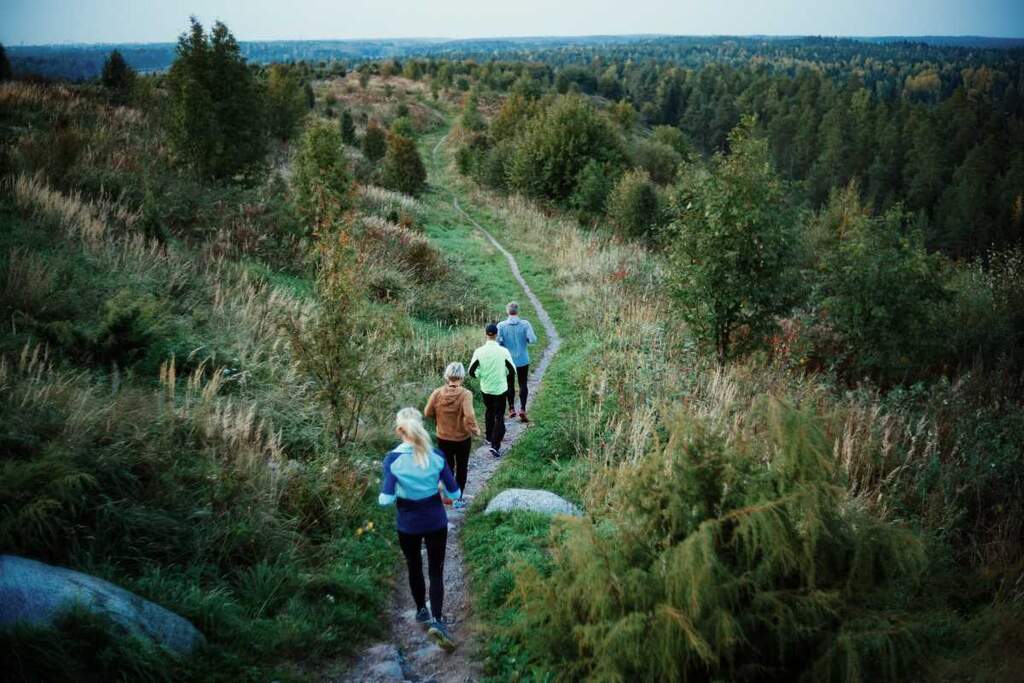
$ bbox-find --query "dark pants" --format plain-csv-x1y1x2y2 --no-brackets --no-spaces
437,437,471,492
482,392,506,451
507,364,529,412
398,526,448,620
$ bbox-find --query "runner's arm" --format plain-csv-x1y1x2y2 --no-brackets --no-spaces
462,390,481,436
440,461,461,500
378,454,398,506
424,389,437,419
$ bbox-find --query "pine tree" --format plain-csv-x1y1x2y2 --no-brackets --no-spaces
381,132,427,196
339,109,356,145
361,120,387,162
101,49,135,98
293,118,351,226
265,64,307,141
165,18,267,180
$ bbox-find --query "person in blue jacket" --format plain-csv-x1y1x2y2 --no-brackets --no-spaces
379,407,460,651
497,301,537,422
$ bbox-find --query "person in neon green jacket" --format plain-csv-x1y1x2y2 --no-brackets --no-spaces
469,323,515,457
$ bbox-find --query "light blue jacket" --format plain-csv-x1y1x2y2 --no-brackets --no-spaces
498,316,537,368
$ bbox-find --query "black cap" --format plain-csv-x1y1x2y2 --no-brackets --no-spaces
485,323,498,336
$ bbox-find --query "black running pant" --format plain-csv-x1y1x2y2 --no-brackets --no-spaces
398,526,448,621
507,364,529,412
437,437,471,492
482,392,506,451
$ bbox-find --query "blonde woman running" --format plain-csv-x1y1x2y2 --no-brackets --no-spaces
379,407,460,651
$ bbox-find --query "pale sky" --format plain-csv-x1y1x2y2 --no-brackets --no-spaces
2,0,1023,45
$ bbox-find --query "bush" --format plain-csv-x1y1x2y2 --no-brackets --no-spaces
511,405,933,682
388,116,415,140
631,138,682,185
811,184,949,382
380,132,427,196
339,109,356,145
473,139,514,191
606,169,661,239
569,159,615,217
361,120,387,162
506,94,625,202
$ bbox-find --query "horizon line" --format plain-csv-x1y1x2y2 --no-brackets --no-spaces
6,32,1024,49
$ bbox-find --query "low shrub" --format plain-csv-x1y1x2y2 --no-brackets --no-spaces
511,404,937,682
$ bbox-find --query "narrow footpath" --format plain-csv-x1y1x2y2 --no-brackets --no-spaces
336,133,561,683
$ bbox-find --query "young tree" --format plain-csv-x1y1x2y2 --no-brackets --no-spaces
669,116,797,364
165,18,267,179
381,132,427,196
285,219,376,447
0,43,12,82
339,109,357,145
265,64,307,141
293,118,351,226
361,120,387,162
100,49,135,100
606,169,661,239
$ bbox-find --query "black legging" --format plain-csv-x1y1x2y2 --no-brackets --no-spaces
483,392,506,451
507,364,529,411
437,437,471,492
398,526,448,620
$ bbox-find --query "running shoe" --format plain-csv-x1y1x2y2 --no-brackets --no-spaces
453,498,468,511
508,407,517,418
519,410,530,423
427,619,457,652
415,607,431,625
489,446,502,458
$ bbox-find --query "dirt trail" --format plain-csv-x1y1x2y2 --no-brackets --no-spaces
334,134,561,683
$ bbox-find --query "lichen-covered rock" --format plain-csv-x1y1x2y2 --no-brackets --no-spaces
0,555,205,655
484,488,582,517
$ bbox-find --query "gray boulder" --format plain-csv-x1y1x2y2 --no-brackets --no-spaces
484,488,582,517
0,555,205,655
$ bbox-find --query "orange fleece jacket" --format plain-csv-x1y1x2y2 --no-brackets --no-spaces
424,383,481,442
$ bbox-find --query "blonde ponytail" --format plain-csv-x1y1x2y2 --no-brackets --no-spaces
396,407,432,468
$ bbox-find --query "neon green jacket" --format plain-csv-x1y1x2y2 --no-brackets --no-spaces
469,340,515,396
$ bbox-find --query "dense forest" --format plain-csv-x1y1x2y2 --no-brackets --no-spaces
1,22,1023,682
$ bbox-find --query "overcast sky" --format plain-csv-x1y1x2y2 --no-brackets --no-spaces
3,0,1023,45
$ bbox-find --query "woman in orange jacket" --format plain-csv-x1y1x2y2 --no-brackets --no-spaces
424,362,481,510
